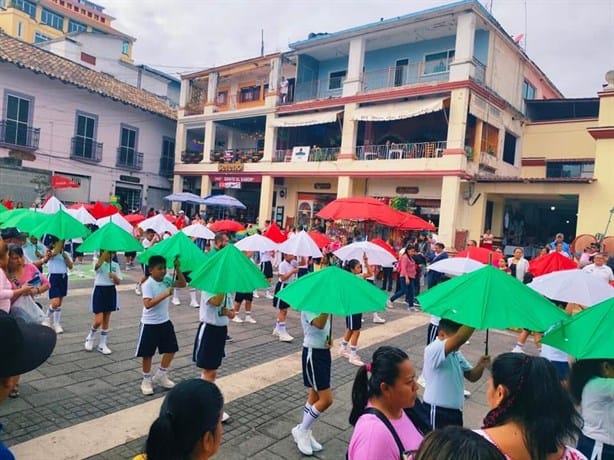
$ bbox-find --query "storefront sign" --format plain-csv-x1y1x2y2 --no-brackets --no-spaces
210,175,261,183
217,162,244,172
395,186,419,194
119,175,140,183
314,183,331,190
220,182,241,189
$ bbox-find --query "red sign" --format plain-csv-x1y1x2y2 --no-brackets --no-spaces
51,174,80,189
210,175,261,183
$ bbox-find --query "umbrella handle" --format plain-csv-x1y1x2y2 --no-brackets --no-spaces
484,329,489,356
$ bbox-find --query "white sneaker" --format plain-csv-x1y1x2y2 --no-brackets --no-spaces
53,323,64,334
141,378,154,396
152,372,175,389
84,337,95,351
265,291,274,299
190,300,199,308
349,354,365,366
171,297,180,306
244,315,257,324
134,283,142,295
272,328,280,337
222,411,230,423
253,291,260,298
417,374,427,388
373,313,386,324
292,425,313,456
464,389,471,398
279,332,294,342
97,345,112,355
310,432,323,452
232,316,244,323
511,345,524,353
338,346,350,358
42,317,52,328
386,300,395,309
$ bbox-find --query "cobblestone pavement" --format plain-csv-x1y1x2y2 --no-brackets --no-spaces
1,262,519,459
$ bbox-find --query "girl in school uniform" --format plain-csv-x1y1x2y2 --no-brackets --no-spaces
44,237,73,334
272,253,299,342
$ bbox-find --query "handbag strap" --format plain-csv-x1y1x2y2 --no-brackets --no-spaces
363,408,405,459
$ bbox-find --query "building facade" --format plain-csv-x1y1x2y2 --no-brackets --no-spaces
0,31,176,211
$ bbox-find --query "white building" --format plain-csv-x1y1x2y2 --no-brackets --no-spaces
0,30,176,211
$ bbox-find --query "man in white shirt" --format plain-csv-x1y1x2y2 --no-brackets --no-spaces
582,253,614,284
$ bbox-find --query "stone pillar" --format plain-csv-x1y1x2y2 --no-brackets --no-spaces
449,12,476,82
438,176,462,248
343,37,365,97
267,57,282,107
337,176,353,199
202,120,216,163
204,72,219,115
258,175,275,225
338,103,358,160
262,113,277,162
446,88,470,150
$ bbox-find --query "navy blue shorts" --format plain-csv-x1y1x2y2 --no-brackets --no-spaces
193,322,227,370
48,273,68,299
91,285,118,313
261,261,273,279
273,281,289,309
135,320,179,357
345,314,363,331
302,347,331,391
235,292,253,303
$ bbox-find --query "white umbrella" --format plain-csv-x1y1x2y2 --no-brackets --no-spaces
96,214,133,234
41,196,65,214
202,194,246,209
66,206,97,225
528,269,614,306
235,234,278,252
182,223,215,240
334,241,397,266
137,214,178,235
164,192,206,204
427,257,485,277
277,230,322,258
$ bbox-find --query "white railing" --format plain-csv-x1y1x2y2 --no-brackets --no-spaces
356,141,447,160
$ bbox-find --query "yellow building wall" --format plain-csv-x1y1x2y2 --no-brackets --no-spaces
522,119,597,162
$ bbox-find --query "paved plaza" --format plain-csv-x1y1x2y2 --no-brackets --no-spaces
1,263,520,459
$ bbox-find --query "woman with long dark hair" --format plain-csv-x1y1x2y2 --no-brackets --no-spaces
476,353,585,460
347,346,423,460
569,359,614,459
411,426,505,460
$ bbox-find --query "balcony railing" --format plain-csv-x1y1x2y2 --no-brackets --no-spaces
70,137,103,163
273,147,340,162
356,141,447,160
0,120,40,151
159,156,174,177
210,149,263,163
184,101,205,116
479,150,498,170
361,63,450,93
181,151,203,164
116,147,143,170
293,77,345,102
473,58,486,84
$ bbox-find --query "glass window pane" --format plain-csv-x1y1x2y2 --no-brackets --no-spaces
6,96,18,120
18,98,29,122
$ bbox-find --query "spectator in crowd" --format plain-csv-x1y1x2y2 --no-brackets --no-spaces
549,233,571,257
411,426,505,460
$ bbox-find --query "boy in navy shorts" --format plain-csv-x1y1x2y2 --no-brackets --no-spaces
136,255,186,396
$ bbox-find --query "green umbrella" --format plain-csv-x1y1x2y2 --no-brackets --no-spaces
541,298,614,359
276,266,387,315
78,222,143,253
0,209,49,232
189,244,269,294
0,208,30,226
29,209,90,240
137,231,208,272
0,203,8,213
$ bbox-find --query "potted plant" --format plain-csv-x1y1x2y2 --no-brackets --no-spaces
465,145,474,160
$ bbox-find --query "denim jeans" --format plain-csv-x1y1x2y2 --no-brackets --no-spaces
389,277,415,305
381,267,393,291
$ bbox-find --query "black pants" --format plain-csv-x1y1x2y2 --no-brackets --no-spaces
577,433,614,460
381,267,393,291
423,402,463,430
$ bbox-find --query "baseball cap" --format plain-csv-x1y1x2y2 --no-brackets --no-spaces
0,312,56,378
0,227,27,240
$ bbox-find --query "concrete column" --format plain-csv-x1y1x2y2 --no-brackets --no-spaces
262,113,277,162
468,190,487,242
449,12,476,82
343,37,365,97
446,88,470,150
491,196,505,238
258,175,275,225
179,80,190,117
202,120,216,163
438,176,462,248
337,176,353,199
174,123,186,163
472,118,483,163
267,57,282,107
199,175,212,214
339,103,358,160
205,72,219,114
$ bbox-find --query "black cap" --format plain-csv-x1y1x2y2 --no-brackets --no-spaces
1,227,27,240
0,312,56,378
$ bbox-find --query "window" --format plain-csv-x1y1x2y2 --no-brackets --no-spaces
216,91,228,106
424,50,455,75
118,125,138,166
4,94,31,146
12,0,36,18
502,132,517,165
41,8,64,30
160,137,175,176
17,21,23,37
73,112,96,159
328,70,346,90
238,85,261,103
68,19,86,33
121,40,129,55
546,162,594,178
522,80,536,100
34,32,50,43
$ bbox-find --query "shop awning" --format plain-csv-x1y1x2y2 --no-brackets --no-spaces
350,97,448,122
271,110,342,128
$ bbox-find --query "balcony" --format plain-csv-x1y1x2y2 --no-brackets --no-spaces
70,137,103,163
479,150,498,171
361,63,450,93
181,151,203,164
356,141,447,160
116,147,143,170
159,156,174,177
473,58,486,84
293,77,345,103
273,147,340,162
210,149,263,163
0,120,40,151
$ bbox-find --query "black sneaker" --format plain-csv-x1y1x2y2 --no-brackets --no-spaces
226,334,234,342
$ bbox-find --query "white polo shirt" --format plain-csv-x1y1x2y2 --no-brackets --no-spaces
582,263,614,283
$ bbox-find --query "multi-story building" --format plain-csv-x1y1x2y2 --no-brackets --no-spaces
0,31,176,211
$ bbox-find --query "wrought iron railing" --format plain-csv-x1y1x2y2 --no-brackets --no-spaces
70,137,102,163
356,141,447,160
116,147,143,170
181,151,203,164
0,120,40,151
210,149,264,163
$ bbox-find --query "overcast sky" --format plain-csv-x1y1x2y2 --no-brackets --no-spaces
101,0,614,98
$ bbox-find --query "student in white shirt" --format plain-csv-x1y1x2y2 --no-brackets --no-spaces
272,253,299,342
582,253,614,284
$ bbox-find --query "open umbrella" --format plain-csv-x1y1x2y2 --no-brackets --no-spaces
371,238,397,258
40,196,66,214
277,230,322,258
0,203,7,213
308,230,331,249
30,209,90,240
427,257,485,277
209,219,244,233
97,214,134,234
394,211,436,231
164,192,206,204
276,266,387,315
124,213,146,225
333,241,397,266
65,206,97,225
182,223,215,240
78,222,143,253
528,252,577,277
0,209,48,232
137,231,207,272
263,222,287,243
455,247,503,265
138,214,179,235
89,202,119,219
202,194,246,209
528,270,614,306
189,244,268,293
234,233,278,252
541,298,614,359
316,197,403,227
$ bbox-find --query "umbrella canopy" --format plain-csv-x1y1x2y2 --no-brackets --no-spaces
528,270,614,306
234,233,278,252
370,238,397,258
0,209,48,232
30,209,90,240
394,211,436,230
89,202,119,219
65,206,97,225
182,223,216,240
316,197,403,226
124,213,146,225
138,214,179,235
541,298,614,359
417,265,567,331
529,252,577,277
202,194,246,209
137,231,207,272
164,192,206,204
334,241,397,266
78,222,143,253
97,214,134,234
40,196,66,214
308,230,331,249
455,247,503,265
276,266,387,315
0,203,8,213
427,257,485,277
277,230,322,258
209,219,244,233
263,222,287,243
189,244,268,293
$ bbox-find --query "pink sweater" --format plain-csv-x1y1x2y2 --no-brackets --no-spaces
398,254,416,279
0,270,13,313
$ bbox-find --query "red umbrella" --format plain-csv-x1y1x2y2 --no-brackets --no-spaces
393,211,436,230
263,222,287,243
371,238,398,258
308,230,331,249
210,219,244,233
90,201,119,219
316,197,403,227
528,251,578,277
456,247,503,265
124,213,145,225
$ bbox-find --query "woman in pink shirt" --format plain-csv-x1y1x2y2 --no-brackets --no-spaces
0,241,36,314
348,346,423,460
7,244,50,302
